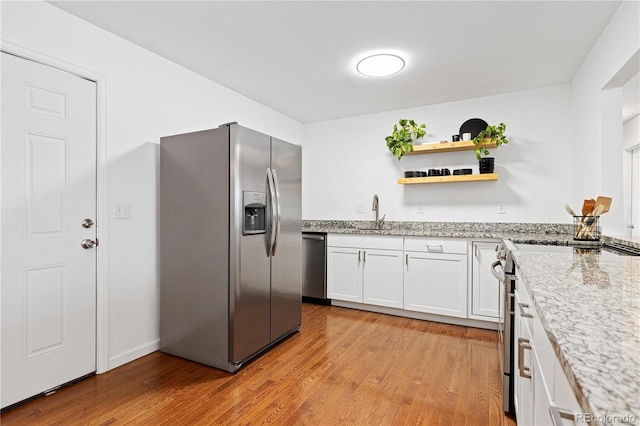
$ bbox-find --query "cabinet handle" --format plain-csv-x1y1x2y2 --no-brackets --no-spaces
517,338,532,379
406,254,409,266
426,244,443,252
363,251,366,262
358,250,361,262
519,302,534,319
474,245,479,259
549,406,576,426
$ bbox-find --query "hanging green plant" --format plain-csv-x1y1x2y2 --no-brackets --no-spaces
385,119,427,159
472,122,508,160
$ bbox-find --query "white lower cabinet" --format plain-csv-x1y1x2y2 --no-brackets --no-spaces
327,246,362,303
362,249,404,308
404,237,467,318
514,270,585,426
327,235,404,308
404,251,467,318
470,241,501,321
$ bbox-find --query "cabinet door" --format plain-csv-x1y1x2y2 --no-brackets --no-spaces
362,249,404,308
404,252,467,318
514,291,534,426
471,241,501,320
327,247,362,302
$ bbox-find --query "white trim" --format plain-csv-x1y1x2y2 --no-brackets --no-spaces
330,300,499,331
1,39,110,374
108,339,160,371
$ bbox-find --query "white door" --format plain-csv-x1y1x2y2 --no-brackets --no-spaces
362,249,404,309
1,52,97,408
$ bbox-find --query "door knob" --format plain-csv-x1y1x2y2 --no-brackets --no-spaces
81,239,98,249
81,218,95,228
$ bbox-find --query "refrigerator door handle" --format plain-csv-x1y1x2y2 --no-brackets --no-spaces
266,168,277,257
271,169,282,256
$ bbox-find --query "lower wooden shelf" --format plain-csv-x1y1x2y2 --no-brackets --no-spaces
397,173,498,185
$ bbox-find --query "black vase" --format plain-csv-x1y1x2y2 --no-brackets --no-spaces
479,157,495,174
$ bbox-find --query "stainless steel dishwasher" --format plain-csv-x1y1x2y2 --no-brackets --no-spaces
302,233,328,303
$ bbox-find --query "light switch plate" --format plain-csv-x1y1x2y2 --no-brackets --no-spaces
114,202,131,219
497,203,506,214
355,203,365,215
417,203,424,213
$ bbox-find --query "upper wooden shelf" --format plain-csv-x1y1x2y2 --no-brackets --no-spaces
406,139,496,155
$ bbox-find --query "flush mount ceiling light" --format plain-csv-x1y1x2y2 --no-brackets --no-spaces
356,53,405,77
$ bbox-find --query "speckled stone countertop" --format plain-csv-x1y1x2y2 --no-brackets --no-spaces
513,249,639,425
303,220,585,245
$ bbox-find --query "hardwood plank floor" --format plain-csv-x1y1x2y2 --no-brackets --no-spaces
2,304,517,425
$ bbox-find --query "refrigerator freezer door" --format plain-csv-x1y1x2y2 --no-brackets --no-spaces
270,138,302,340
229,125,272,363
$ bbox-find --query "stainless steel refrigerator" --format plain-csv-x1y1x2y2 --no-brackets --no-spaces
159,123,302,372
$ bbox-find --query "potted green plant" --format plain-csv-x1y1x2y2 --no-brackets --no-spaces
472,122,508,174
385,119,427,159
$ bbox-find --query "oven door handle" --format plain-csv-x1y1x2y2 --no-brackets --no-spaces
491,260,505,281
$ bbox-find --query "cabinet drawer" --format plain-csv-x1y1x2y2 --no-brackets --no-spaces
404,237,467,254
327,234,403,250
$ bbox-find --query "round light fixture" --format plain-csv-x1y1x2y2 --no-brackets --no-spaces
356,54,405,77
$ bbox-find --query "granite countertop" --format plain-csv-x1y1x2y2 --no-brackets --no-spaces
303,220,592,246
303,220,639,249
513,249,639,425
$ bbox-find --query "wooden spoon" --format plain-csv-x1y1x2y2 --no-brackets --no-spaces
582,199,595,216
595,196,612,214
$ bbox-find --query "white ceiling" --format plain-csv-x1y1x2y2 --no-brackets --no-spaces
49,1,624,124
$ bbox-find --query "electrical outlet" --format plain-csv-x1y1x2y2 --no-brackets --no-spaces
417,203,424,213
114,202,131,219
497,203,506,214
355,203,365,215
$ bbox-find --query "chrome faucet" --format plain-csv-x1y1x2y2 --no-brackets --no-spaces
372,194,385,229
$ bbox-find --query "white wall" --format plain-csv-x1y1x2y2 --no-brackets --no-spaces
303,86,573,223
1,1,303,370
571,0,639,235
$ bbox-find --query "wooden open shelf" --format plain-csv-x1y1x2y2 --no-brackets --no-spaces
406,139,496,155
397,173,498,185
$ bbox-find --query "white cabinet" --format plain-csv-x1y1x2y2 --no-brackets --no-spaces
327,235,404,308
470,241,501,321
327,246,362,302
514,269,585,426
404,237,467,318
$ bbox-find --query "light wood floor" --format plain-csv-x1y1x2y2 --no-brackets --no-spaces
2,303,517,425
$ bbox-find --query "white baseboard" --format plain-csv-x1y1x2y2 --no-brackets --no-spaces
107,338,160,371
331,300,499,331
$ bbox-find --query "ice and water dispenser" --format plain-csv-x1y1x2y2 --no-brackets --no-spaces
243,191,266,235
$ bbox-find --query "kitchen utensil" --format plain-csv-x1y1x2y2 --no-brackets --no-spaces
452,135,460,141
595,196,612,214
582,199,595,216
576,198,596,235
579,204,604,239
459,118,488,140
441,168,451,176
404,171,426,178
564,204,578,216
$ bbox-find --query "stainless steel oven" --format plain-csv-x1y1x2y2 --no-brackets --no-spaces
492,240,516,414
